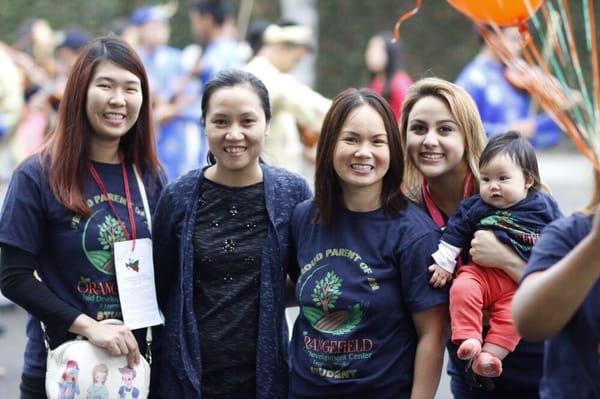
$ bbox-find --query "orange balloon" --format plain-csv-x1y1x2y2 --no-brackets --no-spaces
446,0,545,26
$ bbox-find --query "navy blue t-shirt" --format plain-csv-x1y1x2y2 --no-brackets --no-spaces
0,156,163,378
289,200,448,399
443,191,562,261
523,213,600,399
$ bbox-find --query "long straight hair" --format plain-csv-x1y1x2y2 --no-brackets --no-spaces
40,36,160,216
314,88,406,224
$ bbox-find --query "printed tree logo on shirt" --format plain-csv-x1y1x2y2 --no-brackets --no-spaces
312,271,342,312
82,211,126,275
303,271,364,336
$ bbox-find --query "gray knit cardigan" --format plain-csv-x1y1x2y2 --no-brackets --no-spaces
151,164,312,399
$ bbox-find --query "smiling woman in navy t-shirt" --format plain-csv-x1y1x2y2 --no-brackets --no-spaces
513,173,600,399
0,37,163,399
288,88,448,399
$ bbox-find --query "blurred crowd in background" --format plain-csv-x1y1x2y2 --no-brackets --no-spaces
0,1,567,193
0,1,337,188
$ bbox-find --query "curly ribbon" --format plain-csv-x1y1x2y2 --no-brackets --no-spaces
393,0,422,41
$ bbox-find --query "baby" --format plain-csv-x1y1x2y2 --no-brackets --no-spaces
429,131,561,377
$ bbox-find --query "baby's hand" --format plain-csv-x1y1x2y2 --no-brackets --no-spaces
428,263,453,288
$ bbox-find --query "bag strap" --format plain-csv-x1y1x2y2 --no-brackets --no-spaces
40,318,54,351
133,164,152,234
132,164,153,363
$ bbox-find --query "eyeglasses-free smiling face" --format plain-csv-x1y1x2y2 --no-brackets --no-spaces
204,84,268,177
333,104,390,199
86,61,143,145
405,95,467,182
479,153,532,209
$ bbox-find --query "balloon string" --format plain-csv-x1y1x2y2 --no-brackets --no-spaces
521,1,600,171
543,3,568,70
485,17,600,172
586,0,600,158
542,2,590,132
393,0,422,41
559,0,596,128
529,1,569,92
524,35,600,172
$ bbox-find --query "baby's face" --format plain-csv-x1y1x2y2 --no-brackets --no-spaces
479,154,530,209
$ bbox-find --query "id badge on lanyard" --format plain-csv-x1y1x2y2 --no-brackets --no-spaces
114,238,162,329
89,162,163,330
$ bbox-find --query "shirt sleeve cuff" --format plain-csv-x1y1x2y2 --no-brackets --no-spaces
431,241,461,273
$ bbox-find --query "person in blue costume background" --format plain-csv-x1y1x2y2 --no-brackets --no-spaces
288,87,448,399
151,70,311,399
514,171,600,398
132,5,205,181
456,26,562,150
0,36,164,399
189,0,243,86
401,77,545,398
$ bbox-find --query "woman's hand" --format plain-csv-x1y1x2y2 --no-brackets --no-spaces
70,314,140,367
469,230,526,282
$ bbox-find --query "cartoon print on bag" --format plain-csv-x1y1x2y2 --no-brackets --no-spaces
86,363,109,399
58,360,81,399
118,366,140,399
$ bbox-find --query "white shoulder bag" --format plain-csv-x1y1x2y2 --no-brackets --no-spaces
45,319,151,399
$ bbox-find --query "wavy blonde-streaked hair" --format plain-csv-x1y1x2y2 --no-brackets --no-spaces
399,77,487,202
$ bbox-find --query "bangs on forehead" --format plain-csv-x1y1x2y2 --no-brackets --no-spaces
210,84,263,106
91,71,141,87
480,151,519,168
94,59,141,78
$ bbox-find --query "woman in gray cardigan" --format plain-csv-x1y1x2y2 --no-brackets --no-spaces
151,70,312,399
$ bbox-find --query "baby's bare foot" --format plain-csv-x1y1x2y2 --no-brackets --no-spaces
457,338,481,361
473,351,503,377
